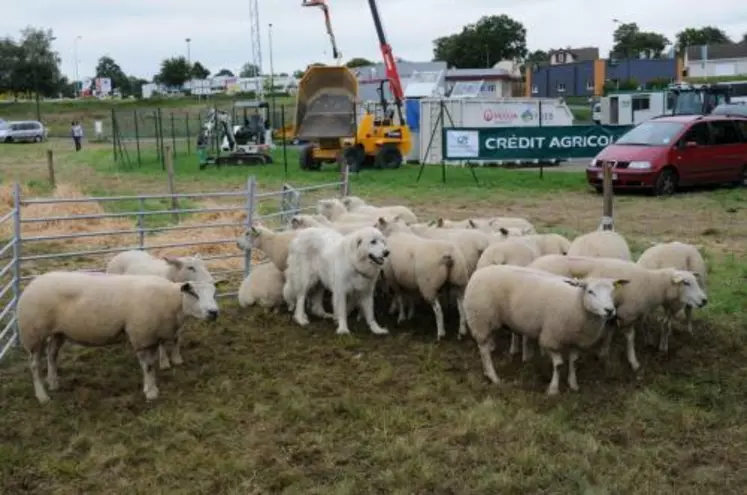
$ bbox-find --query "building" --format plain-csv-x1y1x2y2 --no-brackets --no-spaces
526,47,683,98
352,61,448,101
445,68,522,97
685,42,747,78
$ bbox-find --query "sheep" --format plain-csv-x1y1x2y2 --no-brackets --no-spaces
431,216,536,235
317,198,382,224
475,237,541,270
636,241,708,351
523,233,572,256
376,216,470,340
409,224,490,276
236,224,298,272
567,230,632,261
289,214,332,229
106,250,218,370
340,195,418,224
17,271,220,404
463,264,628,394
106,250,214,283
528,254,708,371
238,262,286,312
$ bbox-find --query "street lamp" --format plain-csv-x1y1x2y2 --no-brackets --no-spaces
268,23,275,124
74,35,82,98
185,37,191,65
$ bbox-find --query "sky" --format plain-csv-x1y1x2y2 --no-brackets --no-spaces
4,0,747,81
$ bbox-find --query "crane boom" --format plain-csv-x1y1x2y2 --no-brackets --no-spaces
301,0,342,62
366,0,404,121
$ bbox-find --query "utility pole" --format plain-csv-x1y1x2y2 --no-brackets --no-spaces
269,23,275,122
186,37,191,65
74,35,82,98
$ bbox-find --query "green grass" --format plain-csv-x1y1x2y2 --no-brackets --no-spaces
0,141,746,493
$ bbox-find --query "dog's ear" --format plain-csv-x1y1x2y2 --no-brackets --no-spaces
356,237,362,247
468,219,477,229
290,217,301,229
499,227,509,236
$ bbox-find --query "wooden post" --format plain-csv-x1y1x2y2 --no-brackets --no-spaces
164,146,179,222
46,149,55,188
602,161,614,223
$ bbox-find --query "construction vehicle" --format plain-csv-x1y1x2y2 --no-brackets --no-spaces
295,0,412,171
301,0,342,63
668,81,732,116
197,105,273,169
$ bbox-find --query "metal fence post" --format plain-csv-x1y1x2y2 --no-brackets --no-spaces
137,197,146,249
12,182,22,343
244,176,257,278
340,165,350,197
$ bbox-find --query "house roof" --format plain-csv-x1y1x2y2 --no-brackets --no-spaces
352,61,447,81
445,68,517,80
687,41,747,61
548,47,600,61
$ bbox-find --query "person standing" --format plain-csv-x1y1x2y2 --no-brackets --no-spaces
71,121,83,151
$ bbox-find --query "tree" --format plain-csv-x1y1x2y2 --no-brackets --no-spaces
611,22,670,59
0,38,20,94
155,56,191,88
95,55,130,95
675,27,731,53
215,68,235,77
278,72,289,77
742,33,747,44
8,27,62,97
292,69,305,78
190,61,209,79
346,57,374,68
433,15,527,68
127,76,148,98
239,63,258,77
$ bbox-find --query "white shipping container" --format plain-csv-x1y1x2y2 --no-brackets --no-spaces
418,98,574,164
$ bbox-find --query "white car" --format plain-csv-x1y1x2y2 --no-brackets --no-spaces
0,120,48,143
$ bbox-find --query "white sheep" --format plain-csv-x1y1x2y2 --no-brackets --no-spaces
528,255,708,371
464,264,628,395
567,230,632,261
289,214,332,229
106,249,218,370
409,224,490,276
476,237,541,270
522,233,572,256
236,224,298,272
430,216,536,235
341,195,418,224
17,271,220,404
636,241,708,351
376,217,470,340
238,262,285,312
317,198,382,224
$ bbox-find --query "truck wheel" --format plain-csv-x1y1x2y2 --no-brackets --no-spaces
299,145,315,170
374,144,403,169
342,145,365,172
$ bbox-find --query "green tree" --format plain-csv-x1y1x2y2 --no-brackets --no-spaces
433,15,527,68
190,61,210,79
239,63,258,77
10,27,62,97
128,76,148,98
0,38,20,94
742,33,747,44
215,68,235,77
155,56,191,87
521,49,549,72
345,57,374,68
675,26,731,53
95,55,130,95
292,69,305,78
611,23,670,59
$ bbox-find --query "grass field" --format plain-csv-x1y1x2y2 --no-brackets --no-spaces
1,140,746,493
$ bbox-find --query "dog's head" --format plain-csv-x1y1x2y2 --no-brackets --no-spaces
352,226,390,267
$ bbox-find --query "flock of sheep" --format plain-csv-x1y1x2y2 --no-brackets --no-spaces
15,195,709,403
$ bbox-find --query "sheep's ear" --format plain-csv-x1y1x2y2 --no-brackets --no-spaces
164,256,183,268
341,197,352,207
613,279,630,289
672,272,685,284
377,217,388,227
180,282,198,297
392,214,401,223
499,227,509,236
692,272,702,281
468,219,477,229
290,217,301,229
563,278,586,289
249,226,260,237
436,217,445,227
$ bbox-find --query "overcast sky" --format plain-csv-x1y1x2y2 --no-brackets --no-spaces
5,0,747,80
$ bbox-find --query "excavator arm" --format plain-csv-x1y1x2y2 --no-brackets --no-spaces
301,0,342,62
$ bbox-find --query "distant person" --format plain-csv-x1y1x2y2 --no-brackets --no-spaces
71,121,83,151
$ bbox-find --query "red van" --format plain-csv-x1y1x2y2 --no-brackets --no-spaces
586,114,747,195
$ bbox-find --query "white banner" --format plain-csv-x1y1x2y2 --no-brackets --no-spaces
444,129,479,158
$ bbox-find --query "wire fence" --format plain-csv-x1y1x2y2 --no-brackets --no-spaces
0,169,350,363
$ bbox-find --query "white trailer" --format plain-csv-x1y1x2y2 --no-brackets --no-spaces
599,91,672,125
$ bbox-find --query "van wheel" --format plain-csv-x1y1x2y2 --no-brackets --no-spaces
653,168,678,196
34,135,42,143
735,165,747,187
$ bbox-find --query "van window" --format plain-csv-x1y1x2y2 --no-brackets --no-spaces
682,122,711,145
734,120,747,142
10,124,21,131
709,120,741,145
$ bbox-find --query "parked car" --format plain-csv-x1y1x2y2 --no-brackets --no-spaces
586,114,747,195
0,120,47,143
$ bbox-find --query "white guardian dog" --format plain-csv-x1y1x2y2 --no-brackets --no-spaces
283,226,390,335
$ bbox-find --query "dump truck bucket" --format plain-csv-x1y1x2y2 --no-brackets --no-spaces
294,66,358,140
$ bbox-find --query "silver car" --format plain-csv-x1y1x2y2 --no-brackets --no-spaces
0,120,47,143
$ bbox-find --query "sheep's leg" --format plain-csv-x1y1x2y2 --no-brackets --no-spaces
158,343,172,370
685,306,694,334
137,345,160,401
430,298,446,340
509,333,521,356
567,349,580,392
310,288,334,320
597,323,615,359
406,297,415,320
642,313,656,346
546,350,564,396
46,334,65,391
29,343,50,404
359,288,388,335
396,293,407,324
522,336,535,363
456,292,468,340
659,315,672,353
170,332,184,366
622,326,641,371
477,339,500,384
388,296,399,316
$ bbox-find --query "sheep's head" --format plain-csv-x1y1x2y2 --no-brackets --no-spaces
180,282,220,321
317,198,346,220
341,195,366,211
163,255,214,283
375,215,408,236
671,269,708,309
237,226,263,250
564,277,628,319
